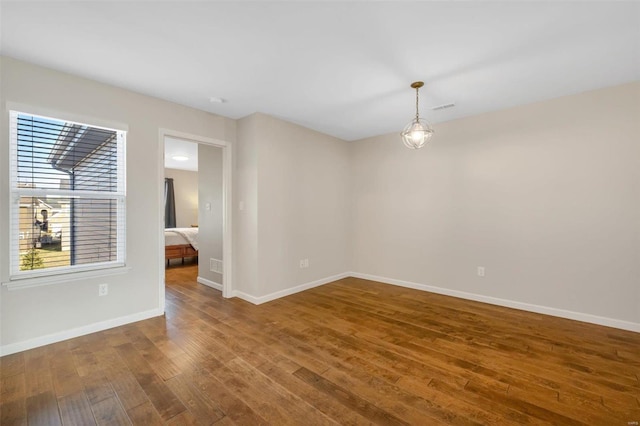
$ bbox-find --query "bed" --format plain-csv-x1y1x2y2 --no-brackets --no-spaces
165,227,198,266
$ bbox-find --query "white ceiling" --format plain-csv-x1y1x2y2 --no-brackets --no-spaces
1,2,638,141
165,137,198,171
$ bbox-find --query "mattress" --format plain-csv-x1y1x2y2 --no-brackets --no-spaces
165,228,192,246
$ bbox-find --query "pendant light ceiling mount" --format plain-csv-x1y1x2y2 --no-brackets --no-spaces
401,80,434,150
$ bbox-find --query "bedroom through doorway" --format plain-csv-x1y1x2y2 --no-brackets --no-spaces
163,136,224,292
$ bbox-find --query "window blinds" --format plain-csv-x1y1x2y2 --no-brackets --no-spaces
9,111,126,278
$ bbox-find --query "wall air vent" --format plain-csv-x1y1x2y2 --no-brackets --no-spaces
432,103,456,111
210,258,223,273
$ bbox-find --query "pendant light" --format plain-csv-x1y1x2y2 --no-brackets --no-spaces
401,81,434,149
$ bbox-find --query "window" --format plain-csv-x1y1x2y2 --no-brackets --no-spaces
9,111,126,278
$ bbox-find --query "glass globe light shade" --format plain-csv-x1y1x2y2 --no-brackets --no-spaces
401,118,434,149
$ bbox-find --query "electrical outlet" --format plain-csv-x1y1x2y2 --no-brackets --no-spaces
98,283,108,296
477,267,485,277
299,259,305,268
304,258,309,268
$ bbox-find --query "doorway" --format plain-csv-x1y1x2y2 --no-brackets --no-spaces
158,129,232,312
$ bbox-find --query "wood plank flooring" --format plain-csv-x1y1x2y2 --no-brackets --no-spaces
1,262,639,425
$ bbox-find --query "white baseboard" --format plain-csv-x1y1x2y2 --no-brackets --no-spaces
232,290,262,305
6,272,633,357
0,307,164,357
232,272,350,305
197,276,222,291
349,272,640,333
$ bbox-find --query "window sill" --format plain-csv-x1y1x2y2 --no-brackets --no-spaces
2,266,132,291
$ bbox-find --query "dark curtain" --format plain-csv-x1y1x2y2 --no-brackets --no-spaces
164,178,176,228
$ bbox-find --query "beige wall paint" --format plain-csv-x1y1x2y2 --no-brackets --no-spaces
0,56,235,350
234,115,259,296
351,82,640,325
164,168,198,228
1,55,637,353
198,145,223,284
236,113,351,298
257,114,351,297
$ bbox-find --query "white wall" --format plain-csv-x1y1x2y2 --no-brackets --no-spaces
164,168,198,228
235,113,351,299
350,82,640,327
198,145,223,285
0,56,235,353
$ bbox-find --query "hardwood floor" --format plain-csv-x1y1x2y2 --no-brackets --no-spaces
2,263,639,425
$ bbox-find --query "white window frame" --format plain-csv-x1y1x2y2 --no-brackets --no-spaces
8,110,127,283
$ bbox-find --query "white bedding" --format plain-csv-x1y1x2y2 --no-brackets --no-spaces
165,228,199,251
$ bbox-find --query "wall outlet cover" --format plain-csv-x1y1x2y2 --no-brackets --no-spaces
98,283,108,296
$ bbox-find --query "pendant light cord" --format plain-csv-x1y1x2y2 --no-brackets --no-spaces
415,87,420,121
